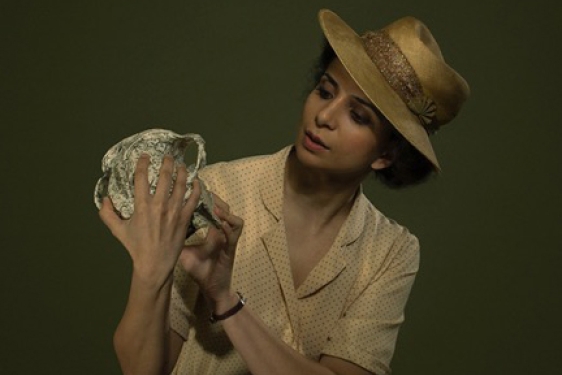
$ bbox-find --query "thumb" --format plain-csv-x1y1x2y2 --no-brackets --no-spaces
98,197,124,237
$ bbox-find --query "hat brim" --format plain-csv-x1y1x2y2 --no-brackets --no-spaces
318,9,440,170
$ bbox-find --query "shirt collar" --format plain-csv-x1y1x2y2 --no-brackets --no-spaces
259,146,292,221
259,145,369,245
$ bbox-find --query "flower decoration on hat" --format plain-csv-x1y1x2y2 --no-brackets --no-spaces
407,96,438,133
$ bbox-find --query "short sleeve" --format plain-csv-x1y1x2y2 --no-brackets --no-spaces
321,232,420,375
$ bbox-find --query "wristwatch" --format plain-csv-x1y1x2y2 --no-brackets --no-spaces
209,292,246,323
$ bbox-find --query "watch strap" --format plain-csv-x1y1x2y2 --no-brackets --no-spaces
209,292,246,323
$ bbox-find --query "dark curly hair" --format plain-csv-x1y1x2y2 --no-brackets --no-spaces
308,39,435,188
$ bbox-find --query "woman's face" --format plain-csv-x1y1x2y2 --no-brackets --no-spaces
295,58,393,177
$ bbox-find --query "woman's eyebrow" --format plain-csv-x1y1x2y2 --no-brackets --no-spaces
325,71,383,118
323,72,338,87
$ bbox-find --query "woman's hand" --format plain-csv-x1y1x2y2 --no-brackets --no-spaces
99,154,201,286
178,195,244,311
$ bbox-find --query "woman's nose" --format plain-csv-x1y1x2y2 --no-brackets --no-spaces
315,97,344,129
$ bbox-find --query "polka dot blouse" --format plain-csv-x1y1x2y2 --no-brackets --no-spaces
170,146,420,375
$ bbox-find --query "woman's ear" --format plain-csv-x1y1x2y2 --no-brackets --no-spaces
371,146,396,170
371,154,393,170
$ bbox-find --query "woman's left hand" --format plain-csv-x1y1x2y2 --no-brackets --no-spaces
178,194,244,310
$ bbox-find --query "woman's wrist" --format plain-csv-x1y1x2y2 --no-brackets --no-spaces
131,262,174,291
209,290,240,316
209,292,246,323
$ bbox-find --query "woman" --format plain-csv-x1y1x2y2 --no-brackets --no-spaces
99,9,469,375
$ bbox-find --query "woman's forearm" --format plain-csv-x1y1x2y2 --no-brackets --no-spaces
113,272,174,375
218,293,337,375
98,150,203,374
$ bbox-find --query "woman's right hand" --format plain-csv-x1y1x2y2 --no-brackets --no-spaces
99,154,202,286
178,195,244,309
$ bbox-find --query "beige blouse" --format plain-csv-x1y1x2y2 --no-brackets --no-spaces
170,146,419,375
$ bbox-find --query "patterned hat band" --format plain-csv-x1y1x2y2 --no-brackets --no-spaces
362,31,439,134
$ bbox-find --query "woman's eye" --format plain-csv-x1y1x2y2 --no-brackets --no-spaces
316,86,332,100
351,110,370,125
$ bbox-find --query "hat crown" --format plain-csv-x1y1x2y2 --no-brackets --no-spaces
376,16,470,127
386,17,444,60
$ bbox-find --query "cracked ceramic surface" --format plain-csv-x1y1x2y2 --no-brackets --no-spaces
94,129,220,236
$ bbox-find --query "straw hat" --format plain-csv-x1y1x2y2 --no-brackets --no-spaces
318,9,470,170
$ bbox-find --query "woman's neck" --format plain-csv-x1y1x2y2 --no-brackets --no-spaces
284,149,367,228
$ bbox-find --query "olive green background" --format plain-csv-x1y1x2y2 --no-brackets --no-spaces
2,0,561,374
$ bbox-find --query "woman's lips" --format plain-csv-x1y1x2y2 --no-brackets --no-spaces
304,131,329,151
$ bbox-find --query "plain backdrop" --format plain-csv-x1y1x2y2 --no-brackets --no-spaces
2,0,561,374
